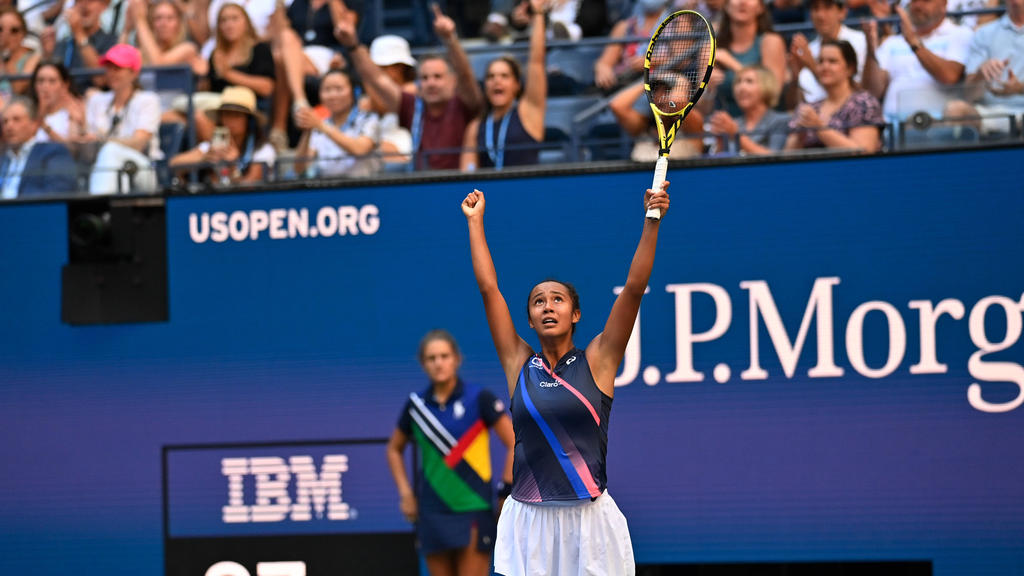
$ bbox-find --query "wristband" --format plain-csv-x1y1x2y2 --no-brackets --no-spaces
496,481,512,499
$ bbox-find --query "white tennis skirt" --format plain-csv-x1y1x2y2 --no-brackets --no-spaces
493,491,635,576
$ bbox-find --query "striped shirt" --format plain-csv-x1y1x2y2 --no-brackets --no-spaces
510,349,612,503
397,380,506,513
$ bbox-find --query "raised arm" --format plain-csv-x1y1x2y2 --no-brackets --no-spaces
861,19,890,101
334,18,402,113
435,4,484,116
517,0,548,142
586,182,670,396
462,189,533,395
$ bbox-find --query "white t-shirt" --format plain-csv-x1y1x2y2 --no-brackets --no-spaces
797,25,868,104
35,109,72,142
876,18,974,120
85,90,163,159
309,109,381,178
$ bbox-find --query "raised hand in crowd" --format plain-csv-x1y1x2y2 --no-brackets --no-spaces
989,70,1022,97
432,2,457,44
292,106,322,132
788,33,815,74
40,26,56,58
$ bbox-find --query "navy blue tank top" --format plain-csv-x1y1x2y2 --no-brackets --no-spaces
510,348,612,503
476,103,540,169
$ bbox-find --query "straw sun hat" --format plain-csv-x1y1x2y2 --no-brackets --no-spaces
204,86,267,125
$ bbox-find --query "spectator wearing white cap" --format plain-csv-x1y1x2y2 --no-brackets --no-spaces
363,34,414,166
80,43,162,194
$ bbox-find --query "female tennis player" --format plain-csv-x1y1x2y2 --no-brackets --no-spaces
462,181,670,575
386,329,515,576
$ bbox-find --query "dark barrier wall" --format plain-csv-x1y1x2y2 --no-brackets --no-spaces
1,148,1023,576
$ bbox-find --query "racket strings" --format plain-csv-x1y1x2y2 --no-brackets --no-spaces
647,15,712,115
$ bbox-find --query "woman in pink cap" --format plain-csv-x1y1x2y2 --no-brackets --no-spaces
80,43,162,194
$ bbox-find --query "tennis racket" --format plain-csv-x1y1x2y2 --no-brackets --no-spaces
643,10,716,219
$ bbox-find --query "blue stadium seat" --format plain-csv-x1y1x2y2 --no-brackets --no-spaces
547,45,603,91
584,122,631,161
539,126,572,164
544,95,603,138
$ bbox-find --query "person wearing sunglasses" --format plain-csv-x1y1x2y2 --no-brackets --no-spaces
0,9,40,98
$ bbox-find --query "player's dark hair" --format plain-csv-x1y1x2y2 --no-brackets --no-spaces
418,329,461,364
526,279,581,335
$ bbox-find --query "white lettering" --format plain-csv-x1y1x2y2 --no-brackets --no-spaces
613,285,649,387
221,458,249,523
288,455,349,521
269,209,288,239
337,206,359,236
250,210,269,240
967,294,1024,413
846,301,906,379
210,212,229,243
316,207,337,237
359,204,380,234
909,299,965,374
740,277,844,380
250,457,291,522
288,208,309,238
664,283,732,383
228,211,249,242
189,213,210,243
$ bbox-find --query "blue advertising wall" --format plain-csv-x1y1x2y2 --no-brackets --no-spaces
1,147,1022,575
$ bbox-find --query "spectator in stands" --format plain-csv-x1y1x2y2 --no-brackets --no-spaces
944,0,1024,133
268,0,352,149
701,0,785,116
337,3,483,170
198,2,274,142
124,0,206,76
365,34,414,166
785,40,883,151
594,0,671,92
460,0,547,171
294,69,379,177
784,0,867,108
198,0,278,46
862,0,973,123
170,85,275,184
608,79,704,160
31,62,86,143
675,0,726,30
709,64,790,154
79,44,161,193
40,0,117,90
0,9,40,97
1,96,77,199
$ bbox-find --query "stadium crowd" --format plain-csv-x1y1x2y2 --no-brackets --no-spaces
0,0,1020,197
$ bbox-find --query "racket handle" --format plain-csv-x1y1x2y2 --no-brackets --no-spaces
647,156,668,220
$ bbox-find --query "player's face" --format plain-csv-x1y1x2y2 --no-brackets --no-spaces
418,58,455,106
421,340,460,386
528,282,580,338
